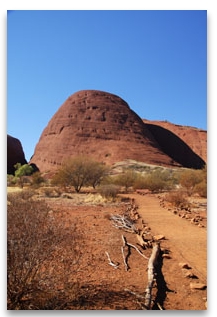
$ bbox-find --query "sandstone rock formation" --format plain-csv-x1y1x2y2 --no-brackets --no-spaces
7,134,27,174
143,119,206,169
30,90,178,172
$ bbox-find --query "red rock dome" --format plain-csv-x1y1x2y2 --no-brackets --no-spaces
30,90,178,172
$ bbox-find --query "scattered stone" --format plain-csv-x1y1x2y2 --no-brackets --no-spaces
153,234,165,241
179,262,191,269
190,283,206,290
182,270,198,279
162,254,171,259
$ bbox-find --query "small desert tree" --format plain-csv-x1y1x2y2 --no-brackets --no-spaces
86,160,109,189
115,169,138,192
52,156,107,192
14,163,34,187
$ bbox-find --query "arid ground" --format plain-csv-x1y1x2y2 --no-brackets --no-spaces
40,190,207,310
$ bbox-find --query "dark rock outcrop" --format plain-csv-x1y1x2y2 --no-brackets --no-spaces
30,90,178,172
7,135,27,174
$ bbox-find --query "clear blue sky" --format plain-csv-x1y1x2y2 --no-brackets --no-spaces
7,10,207,161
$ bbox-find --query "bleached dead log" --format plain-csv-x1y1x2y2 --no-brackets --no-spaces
121,235,149,271
121,235,131,271
144,243,160,310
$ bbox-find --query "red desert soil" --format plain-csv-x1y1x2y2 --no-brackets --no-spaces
46,192,207,310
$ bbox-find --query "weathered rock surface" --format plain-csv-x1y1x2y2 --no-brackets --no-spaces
143,119,206,168
7,134,27,174
30,90,178,172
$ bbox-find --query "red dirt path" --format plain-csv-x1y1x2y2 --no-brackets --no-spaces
45,192,207,310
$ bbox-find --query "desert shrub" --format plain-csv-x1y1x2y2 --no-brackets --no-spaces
17,188,35,200
98,184,120,200
133,174,148,190
7,174,16,186
179,167,207,196
193,180,207,198
31,171,45,187
114,169,138,192
42,187,62,197
100,175,116,185
133,171,172,193
164,190,189,208
7,192,84,309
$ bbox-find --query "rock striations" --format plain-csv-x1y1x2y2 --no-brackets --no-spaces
30,90,179,172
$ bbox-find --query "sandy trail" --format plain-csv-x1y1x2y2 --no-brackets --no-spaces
127,193,207,282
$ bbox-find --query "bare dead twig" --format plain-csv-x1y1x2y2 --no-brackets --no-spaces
124,288,146,299
126,241,149,260
105,251,119,269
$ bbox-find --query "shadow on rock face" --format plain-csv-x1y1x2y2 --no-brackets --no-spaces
145,124,205,169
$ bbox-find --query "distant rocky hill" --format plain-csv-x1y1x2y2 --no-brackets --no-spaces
30,90,183,172
7,134,27,174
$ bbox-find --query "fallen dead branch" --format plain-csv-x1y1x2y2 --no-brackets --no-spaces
110,214,138,233
156,301,163,310
124,288,146,300
144,242,160,310
121,235,149,271
121,235,131,271
123,236,149,260
105,251,119,269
